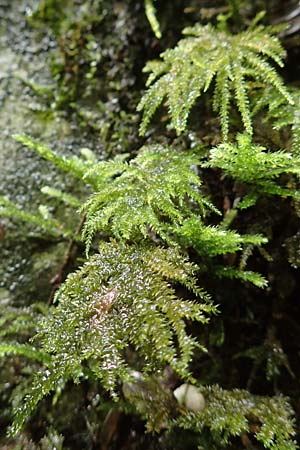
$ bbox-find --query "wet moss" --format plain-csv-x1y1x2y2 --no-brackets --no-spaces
2,1,300,449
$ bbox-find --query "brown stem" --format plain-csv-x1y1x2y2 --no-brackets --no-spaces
47,212,86,305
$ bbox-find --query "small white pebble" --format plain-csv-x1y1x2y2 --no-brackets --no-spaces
173,383,205,413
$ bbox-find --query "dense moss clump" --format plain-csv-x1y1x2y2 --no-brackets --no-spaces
1,0,300,449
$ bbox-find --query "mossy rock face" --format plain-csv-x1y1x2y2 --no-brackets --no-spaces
0,0,99,306
1,1,300,449
30,242,66,300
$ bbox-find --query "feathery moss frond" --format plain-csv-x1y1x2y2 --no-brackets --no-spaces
206,133,300,202
41,186,81,208
144,0,161,39
13,134,99,188
0,303,49,360
255,87,300,154
214,266,268,288
173,385,297,449
0,303,47,338
81,145,213,252
0,196,69,237
213,70,231,139
0,343,51,364
122,372,176,433
9,241,215,435
138,23,293,138
173,217,267,257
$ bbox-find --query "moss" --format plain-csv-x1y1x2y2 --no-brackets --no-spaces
1,1,300,449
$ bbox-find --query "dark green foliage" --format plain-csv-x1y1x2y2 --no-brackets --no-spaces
122,372,176,432
28,0,69,34
138,21,293,138
285,231,300,268
236,328,294,384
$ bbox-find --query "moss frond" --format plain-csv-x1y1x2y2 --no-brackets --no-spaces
138,23,292,138
10,241,215,435
41,186,81,208
0,196,68,237
214,266,268,288
81,145,211,252
0,343,51,364
174,217,267,257
206,133,300,202
256,87,300,154
174,385,297,449
13,134,99,188
144,0,161,39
